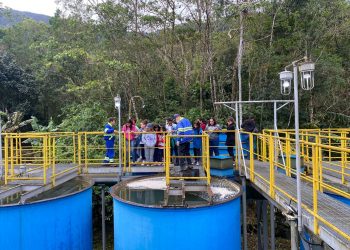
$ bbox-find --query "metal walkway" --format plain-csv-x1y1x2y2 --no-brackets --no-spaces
245,160,350,250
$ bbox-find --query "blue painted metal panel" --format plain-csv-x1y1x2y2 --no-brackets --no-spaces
113,196,241,250
0,188,92,250
326,193,350,206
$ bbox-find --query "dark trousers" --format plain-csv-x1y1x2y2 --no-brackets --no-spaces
193,148,201,162
227,143,235,160
139,144,145,160
154,148,164,162
209,139,220,156
179,142,192,167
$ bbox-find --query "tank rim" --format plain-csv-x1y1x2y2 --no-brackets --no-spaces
0,176,94,208
110,174,242,209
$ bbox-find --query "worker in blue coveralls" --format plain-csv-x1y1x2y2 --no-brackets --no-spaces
104,117,117,163
174,114,194,171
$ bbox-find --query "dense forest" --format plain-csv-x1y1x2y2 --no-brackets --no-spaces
0,0,349,132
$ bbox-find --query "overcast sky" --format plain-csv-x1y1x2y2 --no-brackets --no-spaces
1,0,58,16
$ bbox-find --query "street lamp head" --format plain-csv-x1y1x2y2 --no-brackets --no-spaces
114,95,121,109
299,61,315,90
279,70,293,95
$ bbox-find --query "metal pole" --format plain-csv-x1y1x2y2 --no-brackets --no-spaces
242,177,248,250
274,102,278,167
118,106,122,175
270,203,276,250
293,62,302,232
101,186,106,250
290,219,298,250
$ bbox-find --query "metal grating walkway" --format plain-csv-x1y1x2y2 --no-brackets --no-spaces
245,160,350,249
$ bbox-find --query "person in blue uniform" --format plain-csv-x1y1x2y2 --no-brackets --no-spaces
104,117,117,163
174,114,194,171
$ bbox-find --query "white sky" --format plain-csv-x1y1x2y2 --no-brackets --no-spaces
1,0,58,16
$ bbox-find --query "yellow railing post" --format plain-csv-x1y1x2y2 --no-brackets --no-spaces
340,132,347,184
269,134,275,198
84,133,88,173
52,137,56,186
73,134,76,164
316,135,323,192
286,133,291,177
206,134,210,185
312,143,319,234
262,130,267,161
4,135,8,185
165,135,170,186
10,136,14,177
43,136,47,185
249,133,254,182
78,133,82,174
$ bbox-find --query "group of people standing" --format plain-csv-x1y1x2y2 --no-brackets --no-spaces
103,114,257,170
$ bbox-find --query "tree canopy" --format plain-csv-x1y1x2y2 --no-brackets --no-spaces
0,0,349,130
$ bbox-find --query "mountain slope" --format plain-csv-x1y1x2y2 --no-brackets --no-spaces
0,8,50,27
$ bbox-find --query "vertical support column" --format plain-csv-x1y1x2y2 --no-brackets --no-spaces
270,202,276,250
101,186,106,250
257,200,262,250
242,177,248,250
290,219,298,250
262,200,268,250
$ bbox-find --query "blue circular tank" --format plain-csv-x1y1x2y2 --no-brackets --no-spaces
0,177,93,250
111,176,241,250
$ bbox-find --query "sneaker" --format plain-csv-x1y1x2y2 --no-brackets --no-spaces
196,162,200,166
137,157,143,162
141,161,145,166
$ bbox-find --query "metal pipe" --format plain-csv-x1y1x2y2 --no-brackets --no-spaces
101,186,106,250
214,100,294,104
242,177,247,250
293,62,302,232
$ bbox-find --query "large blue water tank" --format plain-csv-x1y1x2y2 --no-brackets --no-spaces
0,177,93,250
111,176,241,250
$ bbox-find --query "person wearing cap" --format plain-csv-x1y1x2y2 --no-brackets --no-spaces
166,118,179,166
174,114,193,171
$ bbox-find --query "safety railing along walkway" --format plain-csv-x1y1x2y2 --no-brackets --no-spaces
239,131,350,249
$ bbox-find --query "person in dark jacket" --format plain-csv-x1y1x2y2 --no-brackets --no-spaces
226,117,236,161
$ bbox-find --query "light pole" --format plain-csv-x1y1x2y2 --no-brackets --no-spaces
279,58,315,232
128,96,145,121
114,95,122,173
